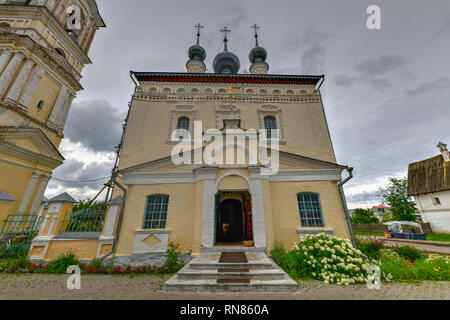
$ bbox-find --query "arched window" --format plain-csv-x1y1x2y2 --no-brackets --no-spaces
37,100,45,110
297,193,325,227
143,194,169,229
55,47,66,59
264,115,277,138
176,116,190,139
177,117,189,131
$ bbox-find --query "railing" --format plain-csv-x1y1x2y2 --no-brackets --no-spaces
0,213,42,244
59,207,107,232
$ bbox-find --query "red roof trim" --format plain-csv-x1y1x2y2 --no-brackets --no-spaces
131,72,323,86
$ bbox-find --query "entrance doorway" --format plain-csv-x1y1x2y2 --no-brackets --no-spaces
215,191,253,245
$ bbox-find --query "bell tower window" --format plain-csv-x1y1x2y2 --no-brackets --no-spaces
264,115,277,138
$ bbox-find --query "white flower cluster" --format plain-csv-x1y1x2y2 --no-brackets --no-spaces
293,233,369,285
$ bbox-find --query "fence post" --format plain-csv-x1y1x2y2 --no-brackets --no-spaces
29,192,76,262
97,196,123,258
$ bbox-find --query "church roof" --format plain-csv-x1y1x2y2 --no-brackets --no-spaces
48,192,77,203
131,71,324,86
408,154,450,196
0,190,15,202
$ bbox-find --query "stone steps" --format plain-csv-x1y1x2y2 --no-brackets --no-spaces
176,268,286,281
164,251,298,292
164,278,298,292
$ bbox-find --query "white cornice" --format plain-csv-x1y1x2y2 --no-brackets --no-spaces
122,168,343,185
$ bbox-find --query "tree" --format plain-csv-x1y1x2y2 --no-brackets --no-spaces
72,199,105,212
351,208,379,224
378,177,416,221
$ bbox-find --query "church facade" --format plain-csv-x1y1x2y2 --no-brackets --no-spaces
112,27,353,265
0,1,104,222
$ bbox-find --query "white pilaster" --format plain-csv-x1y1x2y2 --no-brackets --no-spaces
196,168,218,248
18,172,41,213
18,66,44,109
0,48,13,75
57,93,74,128
103,204,120,237
29,175,50,214
4,59,36,104
0,52,25,96
248,170,267,249
47,85,68,125
38,213,50,236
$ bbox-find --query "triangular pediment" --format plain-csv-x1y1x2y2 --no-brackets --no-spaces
0,127,64,164
121,149,345,175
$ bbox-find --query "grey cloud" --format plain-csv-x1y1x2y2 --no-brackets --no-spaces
355,55,406,77
334,74,358,87
406,77,450,96
346,191,379,204
50,158,113,190
299,25,333,74
428,13,450,42
64,100,125,153
369,78,391,90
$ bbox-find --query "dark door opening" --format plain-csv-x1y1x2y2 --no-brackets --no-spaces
215,192,253,244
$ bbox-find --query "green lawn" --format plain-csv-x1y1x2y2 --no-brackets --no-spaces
354,231,450,243
425,234,450,243
354,231,384,236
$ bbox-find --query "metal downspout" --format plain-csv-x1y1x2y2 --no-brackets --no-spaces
338,167,356,247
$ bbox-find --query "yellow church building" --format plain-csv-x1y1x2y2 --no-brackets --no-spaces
26,25,353,289
110,26,354,266
0,0,104,223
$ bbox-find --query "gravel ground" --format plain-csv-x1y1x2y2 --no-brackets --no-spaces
0,274,448,300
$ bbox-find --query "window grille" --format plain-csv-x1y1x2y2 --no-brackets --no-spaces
264,116,277,138
143,194,169,229
297,193,325,227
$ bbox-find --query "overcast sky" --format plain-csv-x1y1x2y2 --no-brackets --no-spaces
45,0,450,209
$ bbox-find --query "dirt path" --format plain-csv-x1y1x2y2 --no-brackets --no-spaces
0,274,448,300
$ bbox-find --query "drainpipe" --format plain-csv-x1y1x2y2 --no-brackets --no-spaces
338,166,356,248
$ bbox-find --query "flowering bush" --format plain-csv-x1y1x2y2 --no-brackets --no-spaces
356,238,384,260
283,233,369,285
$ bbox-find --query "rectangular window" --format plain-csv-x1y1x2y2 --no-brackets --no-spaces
297,193,325,227
143,194,169,229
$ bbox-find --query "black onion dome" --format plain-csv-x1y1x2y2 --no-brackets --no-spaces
188,44,206,61
213,51,240,74
249,46,267,63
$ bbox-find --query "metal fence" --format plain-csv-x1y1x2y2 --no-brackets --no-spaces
59,207,107,232
0,213,42,237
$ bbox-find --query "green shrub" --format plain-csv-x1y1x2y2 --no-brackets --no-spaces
395,246,424,262
283,233,369,285
47,252,80,274
351,208,379,224
356,238,384,260
270,243,288,267
162,242,184,273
